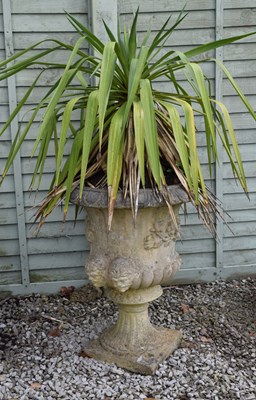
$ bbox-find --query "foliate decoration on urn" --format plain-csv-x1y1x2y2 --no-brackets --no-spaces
144,219,179,250
86,252,181,292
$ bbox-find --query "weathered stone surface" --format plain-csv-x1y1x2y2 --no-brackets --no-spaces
71,184,189,209
82,286,182,375
82,327,182,375
85,205,182,291
71,186,187,374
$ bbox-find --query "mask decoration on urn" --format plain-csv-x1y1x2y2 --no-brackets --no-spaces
72,185,188,374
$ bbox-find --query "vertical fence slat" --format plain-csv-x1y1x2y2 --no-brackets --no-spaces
215,0,224,275
2,0,30,286
89,0,117,42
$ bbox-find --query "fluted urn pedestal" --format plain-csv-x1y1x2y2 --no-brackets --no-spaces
72,185,188,374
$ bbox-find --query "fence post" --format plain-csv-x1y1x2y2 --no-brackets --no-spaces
89,0,118,44
2,0,30,287
215,0,224,276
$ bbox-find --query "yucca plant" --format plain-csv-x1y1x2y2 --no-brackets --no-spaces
1,10,255,233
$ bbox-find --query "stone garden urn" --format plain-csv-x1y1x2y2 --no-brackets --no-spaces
72,185,188,374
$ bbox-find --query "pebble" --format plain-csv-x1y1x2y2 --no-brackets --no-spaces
0,278,255,399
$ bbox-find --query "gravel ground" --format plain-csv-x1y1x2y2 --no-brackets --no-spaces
0,277,255,400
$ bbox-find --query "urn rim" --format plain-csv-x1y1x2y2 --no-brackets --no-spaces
71,184,189,209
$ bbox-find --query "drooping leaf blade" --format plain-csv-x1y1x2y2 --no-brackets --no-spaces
79,90,99,197
213,99,247,191
55,95,85,185
133,99,145,186
31,36,87,157
107,104,126,187
172,97,200,203
140,79,161,185
63,131,84,218
184,31,256,60
98,41,117,146
215,59,256,121
122,46,149,130
160,101,193,191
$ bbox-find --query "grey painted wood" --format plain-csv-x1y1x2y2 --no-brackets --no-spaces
224,9,256,27
119,0,216,13
222,0,256,273
172,268,217,285
10,0,88,13
120,10,216,30
27,236,89,255
28,252,88,270
223,250,256,266
0,239,20,256
0,256,20,271
0,279,88,297
0,225,18,240
11,14,89,32
89,0,117,42
3,0,30,287
225,0,256,7
221,264,256,280
227,209,256,222
0,0,89,293
224,27,256,41
12,32,85,50
0,271,22,285
215,0,224,273
29,266,86,283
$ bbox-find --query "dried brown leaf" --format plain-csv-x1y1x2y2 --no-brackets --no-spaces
48,327,61,337
30,382,41,389
181,340,197,349
145,398,159,400
60,286,75,299
181,303,190,314
200,335,213,343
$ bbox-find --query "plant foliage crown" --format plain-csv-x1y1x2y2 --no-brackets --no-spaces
0,9,255,233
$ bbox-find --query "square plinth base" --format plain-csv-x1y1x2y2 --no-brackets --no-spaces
81,327,182,375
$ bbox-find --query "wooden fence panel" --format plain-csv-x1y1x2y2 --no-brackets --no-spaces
0,0,89,295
